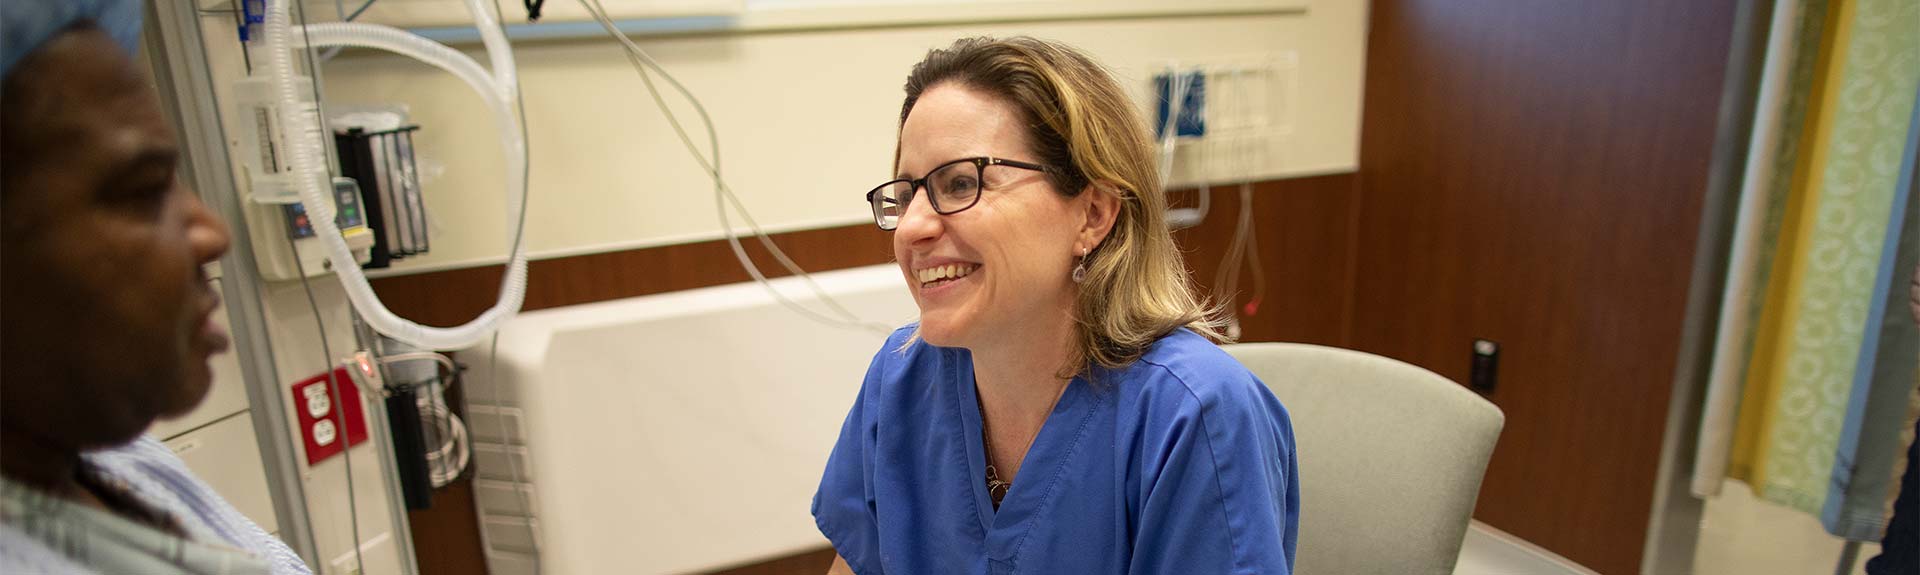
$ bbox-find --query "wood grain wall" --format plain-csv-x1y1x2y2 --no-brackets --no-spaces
1352,1,1740,572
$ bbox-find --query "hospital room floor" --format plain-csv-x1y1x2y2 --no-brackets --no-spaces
1692,480,1875,575
1451,480,1879,575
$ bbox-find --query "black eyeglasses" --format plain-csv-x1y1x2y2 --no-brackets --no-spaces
865,156,1053,231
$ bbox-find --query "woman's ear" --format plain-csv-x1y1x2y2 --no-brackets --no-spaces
1078,182,1123,251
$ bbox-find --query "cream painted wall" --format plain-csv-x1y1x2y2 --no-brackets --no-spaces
320,2,1367,275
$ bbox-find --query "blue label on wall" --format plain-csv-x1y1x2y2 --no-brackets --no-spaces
1155,70,1207,139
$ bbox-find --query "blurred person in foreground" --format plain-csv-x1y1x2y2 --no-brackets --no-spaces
1,1,311,573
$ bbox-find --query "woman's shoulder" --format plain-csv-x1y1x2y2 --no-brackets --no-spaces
868,323,939,374
858,323,958,401
880,323,920,354
1121,328,1288,429
1132,329,1262,394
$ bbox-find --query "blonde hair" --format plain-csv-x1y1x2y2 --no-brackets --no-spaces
898,36,1228,373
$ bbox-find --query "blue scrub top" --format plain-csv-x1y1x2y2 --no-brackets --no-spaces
814,326,1299,575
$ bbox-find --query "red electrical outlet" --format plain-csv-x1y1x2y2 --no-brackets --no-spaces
292,367,369,466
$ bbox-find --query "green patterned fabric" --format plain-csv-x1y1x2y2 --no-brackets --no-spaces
1758,0,1920,513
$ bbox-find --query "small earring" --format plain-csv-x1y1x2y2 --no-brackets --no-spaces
1071,247,1089,284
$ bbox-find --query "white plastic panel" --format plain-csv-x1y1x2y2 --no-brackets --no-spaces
473,479,539,517
165,413,280,533
465,264,917,574
483,516,540,553
486,550,538,575
465,405,528,445
472,443,535,482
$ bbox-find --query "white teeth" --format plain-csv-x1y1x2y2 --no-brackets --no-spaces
916,263,977,284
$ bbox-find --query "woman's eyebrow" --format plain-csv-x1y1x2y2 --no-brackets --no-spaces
897,156,969,180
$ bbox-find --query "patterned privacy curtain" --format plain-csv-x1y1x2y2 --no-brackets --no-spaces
1692,0,1920,541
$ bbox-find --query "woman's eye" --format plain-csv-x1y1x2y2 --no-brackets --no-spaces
945,177,979,197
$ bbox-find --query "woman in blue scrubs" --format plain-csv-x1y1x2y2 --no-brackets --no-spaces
814,36,1299,574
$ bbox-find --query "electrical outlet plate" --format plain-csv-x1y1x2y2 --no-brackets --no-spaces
292,366,371,465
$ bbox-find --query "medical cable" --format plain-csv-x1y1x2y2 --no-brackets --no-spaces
283,218,366,575
1210,142,1256,338
579,0,879,332
377,351,459,373
1211,72,1264,340
1231,66,1266,332
319,0,383,61
1242,184,1266,318
1157,66,1186,187
334,0,381,22
576,0,892,335
486,333,540,573
421,389,470,487
1159,66,1208,230
370,350,471,486
278,0,371,569
481,0,543,569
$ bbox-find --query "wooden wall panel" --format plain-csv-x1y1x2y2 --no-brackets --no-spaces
1353,1,1739,572
707,549,838,575
370,172,1355,574
1172,174,1358,348
405,478,489,575
369,225,896,328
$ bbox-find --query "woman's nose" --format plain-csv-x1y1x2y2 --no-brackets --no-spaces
893,186,944,245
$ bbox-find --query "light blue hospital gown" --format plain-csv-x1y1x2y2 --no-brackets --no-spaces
0,436,312,574
814,326,1300,574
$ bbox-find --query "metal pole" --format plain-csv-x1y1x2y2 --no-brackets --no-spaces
1836,540,1863,575
1643,0,1776,572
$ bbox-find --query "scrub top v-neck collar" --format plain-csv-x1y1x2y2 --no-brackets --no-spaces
951,350,1103,568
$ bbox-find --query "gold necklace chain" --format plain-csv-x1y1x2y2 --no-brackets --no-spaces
977,377,1072,510
980,394,1012,508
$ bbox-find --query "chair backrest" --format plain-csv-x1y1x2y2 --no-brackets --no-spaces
1223,342,1505,575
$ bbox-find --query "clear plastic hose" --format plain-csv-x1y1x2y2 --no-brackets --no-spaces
265,0,527,351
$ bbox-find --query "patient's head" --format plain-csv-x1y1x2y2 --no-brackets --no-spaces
2,18,232,452
883,36,1219,371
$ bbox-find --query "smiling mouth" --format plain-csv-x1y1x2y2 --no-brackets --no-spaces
915,263,980,288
